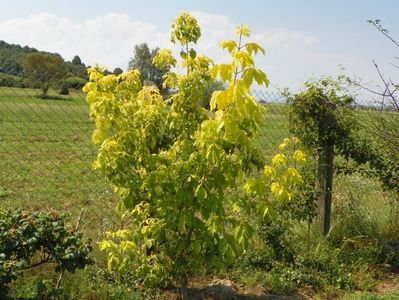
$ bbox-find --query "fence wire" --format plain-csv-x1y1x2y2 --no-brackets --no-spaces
0,79,397,224
0,81,108,214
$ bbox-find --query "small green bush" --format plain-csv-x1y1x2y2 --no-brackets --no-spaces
63,76,87,89
59,84,69,95
0,209,93,296
258,214,296,264
0,73,28,88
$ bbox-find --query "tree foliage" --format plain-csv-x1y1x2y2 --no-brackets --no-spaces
0,41,87,88
243,137,308,214
24,52,67,96
83,13,304,298
113,67,123,75
66,55,87,80
65,62,87,80
246,138,311,265
128,43,166,90
0,40,38,76
71,55,82,65
286,77,356,152
199,79,225,109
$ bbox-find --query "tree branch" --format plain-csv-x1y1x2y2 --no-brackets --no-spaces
372,60,399,110
24,259,55,270
367,20,399,48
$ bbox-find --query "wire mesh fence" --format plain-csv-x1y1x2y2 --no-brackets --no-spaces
0,85,288,210
0,84,108,212
0,79,397,229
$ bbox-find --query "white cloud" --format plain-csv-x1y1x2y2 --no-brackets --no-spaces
0,13,166,70
188,11,326,88
0,11,378,89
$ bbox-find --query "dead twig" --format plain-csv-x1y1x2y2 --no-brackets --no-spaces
55,208,85,291
75,208,85,232
372,60,399,110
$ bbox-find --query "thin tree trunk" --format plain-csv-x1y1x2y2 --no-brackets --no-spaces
307,219,311,252
42,85,49,97
180,275,189,300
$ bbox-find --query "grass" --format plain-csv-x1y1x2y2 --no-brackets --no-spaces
0,87,118,240
256,103,290,159
0,87,289,213
0,86,398,299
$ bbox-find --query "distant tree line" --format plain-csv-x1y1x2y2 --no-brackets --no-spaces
0,40,222,102
0,40,38,76
0,41,90,95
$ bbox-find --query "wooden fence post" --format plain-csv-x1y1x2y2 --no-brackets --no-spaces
317,100,336,236
317,140,334,236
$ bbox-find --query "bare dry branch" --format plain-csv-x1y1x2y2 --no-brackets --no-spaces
372,60,399,110
367,19,399,48
75,208,85,232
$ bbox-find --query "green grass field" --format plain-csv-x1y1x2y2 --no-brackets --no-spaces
0,87,290,215
0,87,118,241
0,86,397,299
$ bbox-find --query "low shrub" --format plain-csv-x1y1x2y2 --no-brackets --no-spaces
62,76,87,90
58,76,87,95
59,84,69,95
0,209,93,296
0,73,28,88
240,183,383,293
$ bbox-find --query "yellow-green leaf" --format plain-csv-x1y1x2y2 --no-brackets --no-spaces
292,150,307,164
245,42,265,55
236,25,251,37
219,40,237,53
263,165,274,179
271,153,287,166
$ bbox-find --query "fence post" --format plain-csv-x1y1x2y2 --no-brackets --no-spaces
317,140,334,236
317,100,336,236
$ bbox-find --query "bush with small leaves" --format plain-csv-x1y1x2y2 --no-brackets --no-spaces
0,209,93,296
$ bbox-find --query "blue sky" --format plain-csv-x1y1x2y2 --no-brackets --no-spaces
0,0,398,90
